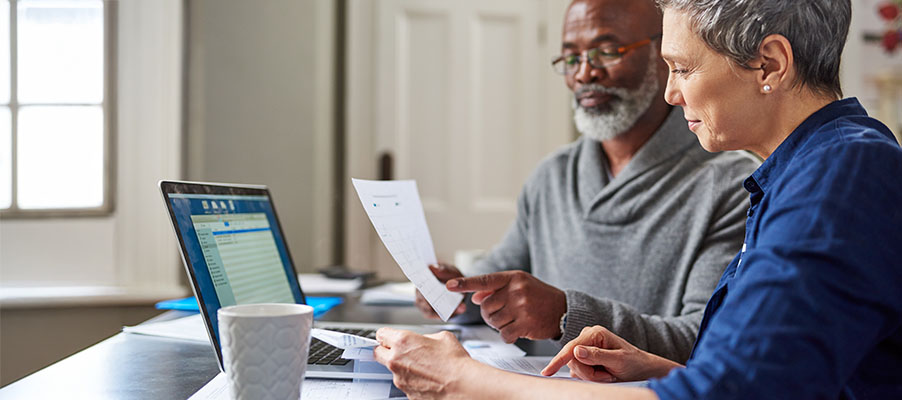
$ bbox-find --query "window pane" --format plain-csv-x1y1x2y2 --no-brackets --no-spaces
0,107,9,208
18,105,103,209
18,0,103,104
0,1,9,104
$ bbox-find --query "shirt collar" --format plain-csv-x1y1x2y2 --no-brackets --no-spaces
578,106,698,208
745,98,868,195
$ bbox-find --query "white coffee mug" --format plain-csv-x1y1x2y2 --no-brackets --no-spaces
218,303,314,400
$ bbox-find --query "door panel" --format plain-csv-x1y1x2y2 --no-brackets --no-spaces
397,9,453,208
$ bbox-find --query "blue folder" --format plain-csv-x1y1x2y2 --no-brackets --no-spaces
155,296,344,319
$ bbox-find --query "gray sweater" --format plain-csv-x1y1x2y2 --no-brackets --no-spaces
464,107,760,363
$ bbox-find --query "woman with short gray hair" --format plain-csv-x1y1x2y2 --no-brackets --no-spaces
657,0,850,99
366,1,902,398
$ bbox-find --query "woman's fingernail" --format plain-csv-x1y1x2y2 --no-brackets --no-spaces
447,279,459,288
576,346,587,358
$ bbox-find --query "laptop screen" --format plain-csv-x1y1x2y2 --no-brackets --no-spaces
163,183,305,350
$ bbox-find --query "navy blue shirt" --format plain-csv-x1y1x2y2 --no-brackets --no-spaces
649,98,902,399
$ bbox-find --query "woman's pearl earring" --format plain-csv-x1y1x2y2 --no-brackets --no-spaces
763,84,772,93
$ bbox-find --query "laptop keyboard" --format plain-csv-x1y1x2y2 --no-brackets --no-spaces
307,328,376,365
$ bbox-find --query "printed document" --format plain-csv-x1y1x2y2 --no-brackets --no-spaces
473,356,572,378
311,328,379,349
351,179,464,321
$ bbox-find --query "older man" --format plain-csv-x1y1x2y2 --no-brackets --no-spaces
414,0,758,362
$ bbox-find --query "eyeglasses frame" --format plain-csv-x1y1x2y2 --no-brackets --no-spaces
551,33,663,75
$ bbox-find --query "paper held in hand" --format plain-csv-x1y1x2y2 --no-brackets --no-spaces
311,328,379,349
351,179,464,321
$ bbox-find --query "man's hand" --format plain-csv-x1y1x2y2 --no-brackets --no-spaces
446,270,566,343
415,263,466,319
374,328,475,399
541,326,682,382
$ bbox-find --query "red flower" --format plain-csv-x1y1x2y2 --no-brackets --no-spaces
882,30,900,52
878,3,900,20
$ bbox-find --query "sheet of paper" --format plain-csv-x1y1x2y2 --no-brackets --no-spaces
341,347,375,361
188,373,393,400
312,328,379,349
351,179,464,321
473,356,572,379
187,372,229,399
437,324,527,358
462,340,527,358
122,314,208,343
302,378,392,400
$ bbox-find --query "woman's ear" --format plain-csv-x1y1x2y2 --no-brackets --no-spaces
754,34,793,94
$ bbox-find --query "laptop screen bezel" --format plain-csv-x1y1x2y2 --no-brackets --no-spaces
158,180,307,370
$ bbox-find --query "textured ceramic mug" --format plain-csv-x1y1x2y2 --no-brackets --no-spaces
218,303,313,400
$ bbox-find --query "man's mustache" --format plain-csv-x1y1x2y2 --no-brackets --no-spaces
575,84,622,100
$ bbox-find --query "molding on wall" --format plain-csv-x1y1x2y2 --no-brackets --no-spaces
114,0,185,291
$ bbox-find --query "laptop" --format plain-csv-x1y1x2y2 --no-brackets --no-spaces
159,180,440,379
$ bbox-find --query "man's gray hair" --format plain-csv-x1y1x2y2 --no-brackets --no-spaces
656,0,850,98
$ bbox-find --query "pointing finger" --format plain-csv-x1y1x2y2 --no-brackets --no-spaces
541,340,578,376
429,264,462,281
447,272,511,293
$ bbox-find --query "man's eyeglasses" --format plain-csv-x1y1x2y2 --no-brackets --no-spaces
551,34,662,75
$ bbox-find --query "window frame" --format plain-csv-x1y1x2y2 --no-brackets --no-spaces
0,0,116,219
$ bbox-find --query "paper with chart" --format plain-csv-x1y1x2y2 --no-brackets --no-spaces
352,179,464,321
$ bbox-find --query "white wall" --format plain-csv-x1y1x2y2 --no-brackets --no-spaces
186,0,338,273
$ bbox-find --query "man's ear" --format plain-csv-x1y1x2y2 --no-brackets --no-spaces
752,34,793,94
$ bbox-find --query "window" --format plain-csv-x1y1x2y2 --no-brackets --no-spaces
1,0,112,216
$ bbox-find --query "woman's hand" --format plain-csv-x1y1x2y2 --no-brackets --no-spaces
373,327,475,399
541,326,682,382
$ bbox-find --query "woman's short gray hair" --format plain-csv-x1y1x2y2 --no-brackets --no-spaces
656,0,850,98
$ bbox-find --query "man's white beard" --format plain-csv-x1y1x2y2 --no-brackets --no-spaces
572,48,661,142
